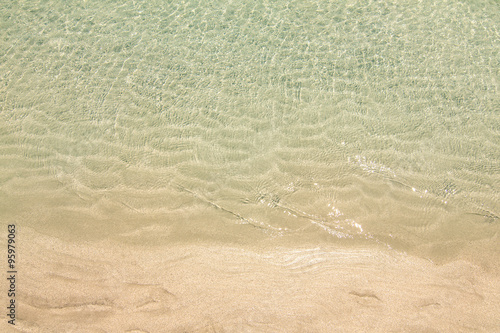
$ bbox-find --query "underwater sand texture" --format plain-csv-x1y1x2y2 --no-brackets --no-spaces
0,0,499,331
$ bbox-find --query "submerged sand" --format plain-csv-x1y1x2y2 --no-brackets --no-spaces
3,227,499,332
1,0,499,331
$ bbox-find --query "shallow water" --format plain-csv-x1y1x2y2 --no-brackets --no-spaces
0,0,499,331
2,0,498,257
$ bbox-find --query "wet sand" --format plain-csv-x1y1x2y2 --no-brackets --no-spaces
3,227,499,332
1,0,499,331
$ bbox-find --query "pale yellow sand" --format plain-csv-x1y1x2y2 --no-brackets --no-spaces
2,227,499,333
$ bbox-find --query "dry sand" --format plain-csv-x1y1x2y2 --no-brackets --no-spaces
1,227,499,333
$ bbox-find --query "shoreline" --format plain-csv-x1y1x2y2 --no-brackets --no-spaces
4,227,499,332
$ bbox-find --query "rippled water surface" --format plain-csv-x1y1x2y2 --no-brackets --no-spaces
1,0,499,259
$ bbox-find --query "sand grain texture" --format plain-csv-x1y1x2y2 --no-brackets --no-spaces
2,228,498,333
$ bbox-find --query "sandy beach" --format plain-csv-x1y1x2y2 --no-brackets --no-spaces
1,0,499,331
1,227,498,332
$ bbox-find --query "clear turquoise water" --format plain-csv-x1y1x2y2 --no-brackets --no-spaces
1,0,499,259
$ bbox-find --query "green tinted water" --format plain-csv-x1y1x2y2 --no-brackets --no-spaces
1,0,499,260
